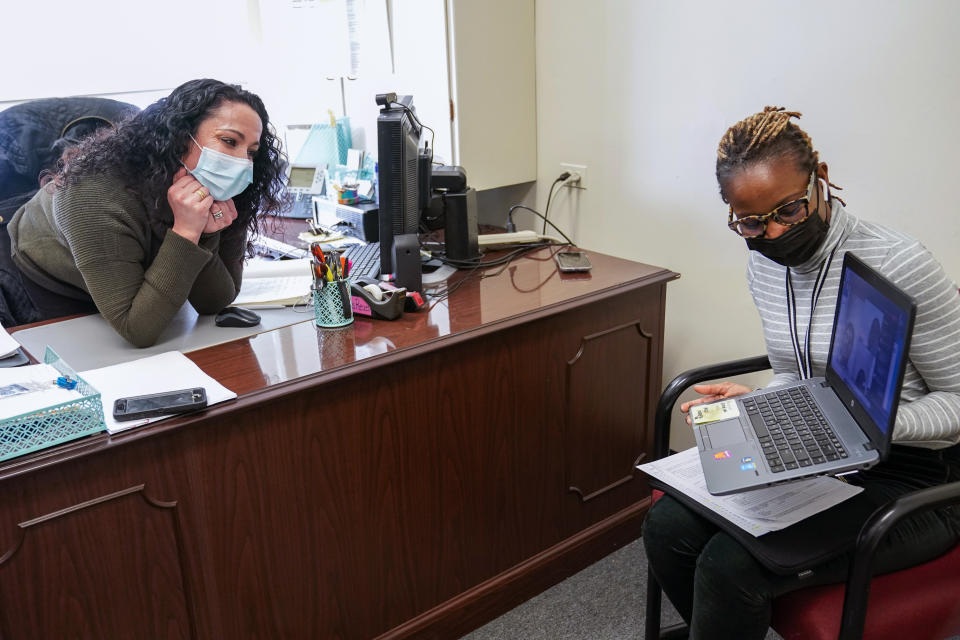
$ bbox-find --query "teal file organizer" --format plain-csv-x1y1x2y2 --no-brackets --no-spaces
296,117,353,168
0,347,106,462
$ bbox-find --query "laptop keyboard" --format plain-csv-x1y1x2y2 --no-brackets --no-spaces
342,242,381,282
742,387,848,474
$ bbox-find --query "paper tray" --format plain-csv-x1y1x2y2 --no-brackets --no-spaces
0,347,105,462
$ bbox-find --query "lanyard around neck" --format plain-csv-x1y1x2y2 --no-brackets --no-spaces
785,247,839,379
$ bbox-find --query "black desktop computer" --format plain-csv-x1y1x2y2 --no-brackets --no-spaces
372,92,479,291
376,93,425,277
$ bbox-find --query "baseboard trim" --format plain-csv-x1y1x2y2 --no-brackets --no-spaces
377,498,652,640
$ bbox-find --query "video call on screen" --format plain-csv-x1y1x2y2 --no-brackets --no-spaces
830,269,908,432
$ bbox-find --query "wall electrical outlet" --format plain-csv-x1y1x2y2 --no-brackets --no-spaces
560,163,587,190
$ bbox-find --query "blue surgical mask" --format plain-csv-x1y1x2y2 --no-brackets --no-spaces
185,134,254,201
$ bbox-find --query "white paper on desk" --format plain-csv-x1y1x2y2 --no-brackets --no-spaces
243,257,312,279
637,448,863,537
234,257,313,307
0,321,21,358
0,363,82,419
80,351,237,435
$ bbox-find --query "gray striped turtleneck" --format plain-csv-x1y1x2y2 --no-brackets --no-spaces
746,200,960,449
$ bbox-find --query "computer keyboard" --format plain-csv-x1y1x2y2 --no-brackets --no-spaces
342,242,381,281
742,387,847,474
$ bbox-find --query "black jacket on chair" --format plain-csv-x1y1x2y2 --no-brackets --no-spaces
0,96,139,222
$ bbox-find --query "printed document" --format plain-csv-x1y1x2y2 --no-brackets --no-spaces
234,257,313,308
81,351,237,434
637,447,863,537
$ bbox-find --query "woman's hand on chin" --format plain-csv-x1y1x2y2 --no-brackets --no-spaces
168,167,214,243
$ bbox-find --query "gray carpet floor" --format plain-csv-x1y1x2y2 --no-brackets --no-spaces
460,538,781,640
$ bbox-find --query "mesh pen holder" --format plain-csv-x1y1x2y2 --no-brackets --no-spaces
313,282,354,328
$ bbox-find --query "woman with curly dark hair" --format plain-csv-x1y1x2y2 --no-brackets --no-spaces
4,78,286,347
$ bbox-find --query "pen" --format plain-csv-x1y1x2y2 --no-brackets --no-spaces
337,278,351,318
310,242,325,263
311,261,326,288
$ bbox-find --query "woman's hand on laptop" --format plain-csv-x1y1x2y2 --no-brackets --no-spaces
680,382,753,424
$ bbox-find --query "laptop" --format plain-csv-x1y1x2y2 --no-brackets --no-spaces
693,252,916,495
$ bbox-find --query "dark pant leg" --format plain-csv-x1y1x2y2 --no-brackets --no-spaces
645,485,958,640
643,497,828,640
689,532,850,640
643,495,719,623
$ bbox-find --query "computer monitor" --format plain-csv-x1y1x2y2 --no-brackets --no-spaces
376,93,427,273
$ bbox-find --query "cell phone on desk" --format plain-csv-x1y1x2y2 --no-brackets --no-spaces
113,388,207,422
555,250,593,272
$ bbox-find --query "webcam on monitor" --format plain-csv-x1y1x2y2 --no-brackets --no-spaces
375,92,398,108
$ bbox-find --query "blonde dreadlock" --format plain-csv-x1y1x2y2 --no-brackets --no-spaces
716,106,843,204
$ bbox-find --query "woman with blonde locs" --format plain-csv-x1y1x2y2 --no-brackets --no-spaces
3,79,286,347
642,107,960,639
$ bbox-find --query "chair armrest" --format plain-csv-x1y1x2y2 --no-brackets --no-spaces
839,478,960,640
653,355,771,458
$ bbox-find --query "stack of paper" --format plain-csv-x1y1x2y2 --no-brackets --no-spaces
234,257,313,308
0,363,82,420
0,323,21,359
80,351,237,434
0,323,27,368
637,448,862,537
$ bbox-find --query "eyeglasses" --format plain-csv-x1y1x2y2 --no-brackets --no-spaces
727,171,817,238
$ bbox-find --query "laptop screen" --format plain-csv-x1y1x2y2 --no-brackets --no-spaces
827,255,915,435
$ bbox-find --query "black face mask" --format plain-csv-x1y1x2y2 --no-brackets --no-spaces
745,210,829,267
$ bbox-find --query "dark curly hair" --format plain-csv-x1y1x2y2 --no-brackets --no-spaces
53,78,286,237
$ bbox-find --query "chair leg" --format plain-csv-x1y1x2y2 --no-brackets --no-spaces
645,567,689,640
659,626,690,640
644,567,663,640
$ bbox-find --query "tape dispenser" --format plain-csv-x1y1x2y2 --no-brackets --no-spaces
350,277,406,320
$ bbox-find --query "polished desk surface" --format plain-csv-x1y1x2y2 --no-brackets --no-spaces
193,247,673,395
2,245,676,481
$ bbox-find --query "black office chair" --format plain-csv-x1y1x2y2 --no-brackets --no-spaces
0,96,139,222
644,355,960,640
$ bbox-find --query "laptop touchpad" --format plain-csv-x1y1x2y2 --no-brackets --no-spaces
704,421,747,447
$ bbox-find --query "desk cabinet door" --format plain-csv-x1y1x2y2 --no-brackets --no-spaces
0,485,196,639
564,286,663,503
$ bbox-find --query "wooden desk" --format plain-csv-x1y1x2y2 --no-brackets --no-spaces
0,248,677,639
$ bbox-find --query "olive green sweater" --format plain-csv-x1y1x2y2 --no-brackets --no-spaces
8,174,245,347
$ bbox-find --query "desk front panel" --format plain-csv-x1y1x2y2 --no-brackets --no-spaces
0,250,675,639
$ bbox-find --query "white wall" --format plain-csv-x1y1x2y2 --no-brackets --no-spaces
534,0,960,448
1,0,452,164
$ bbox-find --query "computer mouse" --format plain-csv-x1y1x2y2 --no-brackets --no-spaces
215,306,262,328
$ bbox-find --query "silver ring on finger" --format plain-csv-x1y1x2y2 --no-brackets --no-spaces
212,210,224,220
